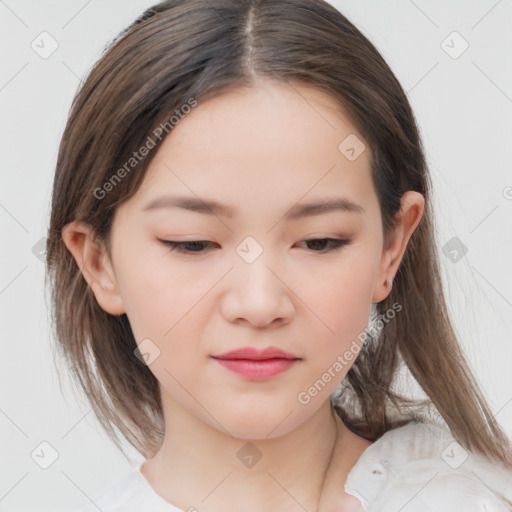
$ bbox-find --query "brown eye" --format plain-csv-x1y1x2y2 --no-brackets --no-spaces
297,238,351,253
160,240,216,253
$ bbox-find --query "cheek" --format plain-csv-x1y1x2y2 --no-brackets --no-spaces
115,255,222,369
296,262,375,404
302,256,375,339
113,252,194,342
118,265,207,385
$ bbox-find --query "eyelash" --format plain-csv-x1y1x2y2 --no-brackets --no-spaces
160,238,351,254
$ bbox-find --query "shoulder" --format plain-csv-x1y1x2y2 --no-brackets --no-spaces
345,420,512,512
70,464,182,512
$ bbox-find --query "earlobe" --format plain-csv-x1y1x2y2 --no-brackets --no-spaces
61,221,126,315
372,191,425,303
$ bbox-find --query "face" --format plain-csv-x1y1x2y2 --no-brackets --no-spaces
76,79,417,439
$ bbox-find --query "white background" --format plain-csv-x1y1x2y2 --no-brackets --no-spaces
0,0,511,510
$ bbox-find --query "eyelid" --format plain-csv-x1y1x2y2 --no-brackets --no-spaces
159,239,217,253
158,237,352,255
296,237,352,253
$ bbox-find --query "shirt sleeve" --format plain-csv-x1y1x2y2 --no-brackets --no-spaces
373,461,512,512
344,421,512,512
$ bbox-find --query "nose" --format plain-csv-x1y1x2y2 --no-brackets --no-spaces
220,248,295,328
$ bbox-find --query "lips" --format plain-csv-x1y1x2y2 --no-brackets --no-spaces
211,346,300,361
210,346,301,380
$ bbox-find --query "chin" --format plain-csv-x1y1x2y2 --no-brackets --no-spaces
215,407,303,441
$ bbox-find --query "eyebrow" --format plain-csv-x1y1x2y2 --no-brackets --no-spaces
141,195,364,219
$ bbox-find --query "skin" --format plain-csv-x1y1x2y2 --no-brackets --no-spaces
62,78,424,512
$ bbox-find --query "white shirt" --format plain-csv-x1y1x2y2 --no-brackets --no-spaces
73,421,512,512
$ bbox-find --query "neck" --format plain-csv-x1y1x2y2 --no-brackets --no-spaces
141,395,346,512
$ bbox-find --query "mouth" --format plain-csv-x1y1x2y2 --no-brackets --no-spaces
211,357,300,380
210,346,301,380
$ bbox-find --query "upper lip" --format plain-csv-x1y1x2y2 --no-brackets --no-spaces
211,346,300,360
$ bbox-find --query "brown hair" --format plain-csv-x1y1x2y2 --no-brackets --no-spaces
46,0,512,474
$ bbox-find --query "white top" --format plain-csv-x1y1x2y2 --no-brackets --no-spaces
73,421,512,512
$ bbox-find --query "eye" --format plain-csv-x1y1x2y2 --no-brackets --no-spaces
296,238,352,253
159,240,216,253
159,238,351,255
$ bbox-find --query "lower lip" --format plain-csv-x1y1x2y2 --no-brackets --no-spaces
212,358,298,380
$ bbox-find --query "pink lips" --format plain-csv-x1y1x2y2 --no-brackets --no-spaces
211,346,300,380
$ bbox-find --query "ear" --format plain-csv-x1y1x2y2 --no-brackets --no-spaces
61,221,126,315
372,191,425,303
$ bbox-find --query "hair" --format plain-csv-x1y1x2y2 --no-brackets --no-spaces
46,0,512,476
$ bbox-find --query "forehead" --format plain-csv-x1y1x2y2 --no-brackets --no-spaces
125,79,377,221
160,79,362,164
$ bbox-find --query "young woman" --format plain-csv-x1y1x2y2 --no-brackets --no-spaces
45,0,512,510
